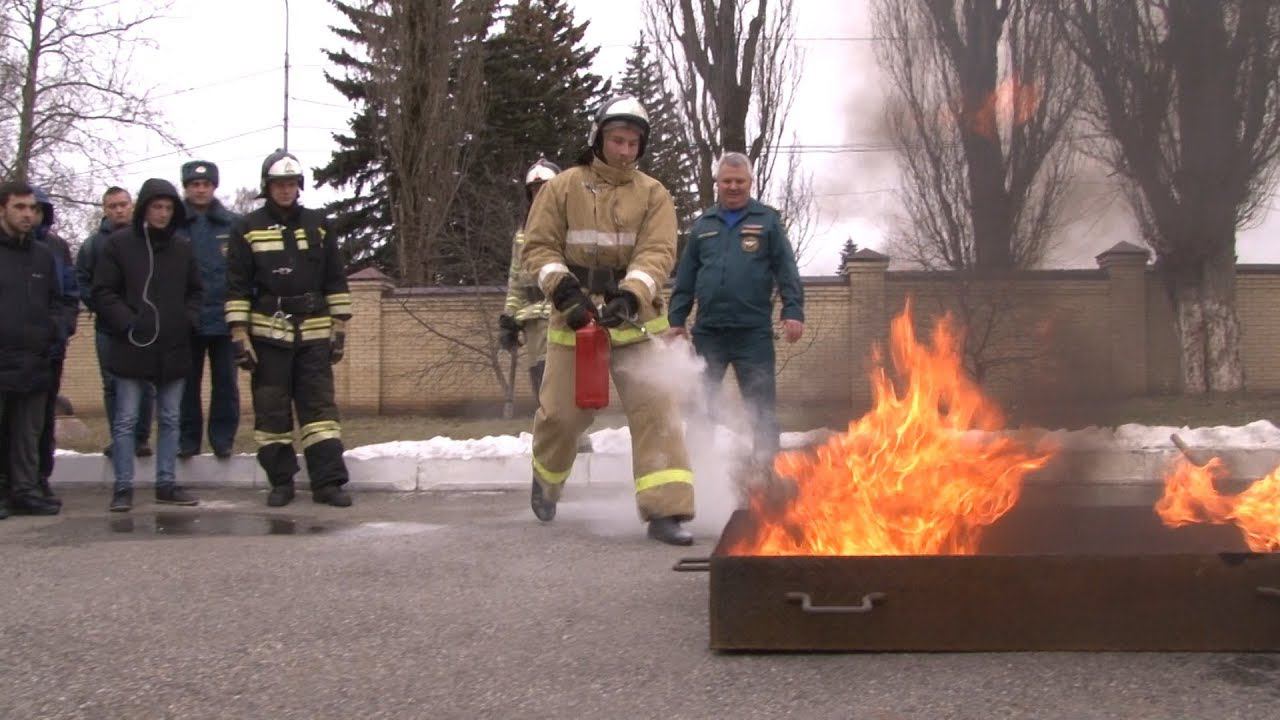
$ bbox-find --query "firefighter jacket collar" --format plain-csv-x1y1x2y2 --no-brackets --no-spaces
589,156,635,187
266,200,302,223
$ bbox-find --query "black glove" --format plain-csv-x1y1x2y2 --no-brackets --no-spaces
498,314,521,351
599,290,639,329
551,275,594,330
232,337,257,372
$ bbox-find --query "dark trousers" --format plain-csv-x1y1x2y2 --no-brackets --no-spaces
0,390,48,498
180,334,240,454
693,326,780,459
37,358,64,480
251,340,348,490
95,329,152,446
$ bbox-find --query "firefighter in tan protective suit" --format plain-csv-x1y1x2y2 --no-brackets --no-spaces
522,96,695,546
499,158,559,397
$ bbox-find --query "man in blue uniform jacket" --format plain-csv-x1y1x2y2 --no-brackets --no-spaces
668,151,805,461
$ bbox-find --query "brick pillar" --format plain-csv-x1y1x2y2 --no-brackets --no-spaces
341,268,394,413
846,249,891,414
1096,241,1150,396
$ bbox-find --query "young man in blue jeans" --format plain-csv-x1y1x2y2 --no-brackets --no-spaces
92,179,204,511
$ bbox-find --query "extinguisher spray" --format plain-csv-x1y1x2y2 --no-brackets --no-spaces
574,311,610,410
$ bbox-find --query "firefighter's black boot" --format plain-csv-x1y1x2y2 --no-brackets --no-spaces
530,477,556,522
267,484,295,508
647,517,693,546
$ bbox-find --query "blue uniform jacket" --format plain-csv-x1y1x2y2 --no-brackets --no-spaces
181,199,239,335
668,199,804,330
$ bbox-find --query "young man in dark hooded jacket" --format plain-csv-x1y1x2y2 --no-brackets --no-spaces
93,179,203,512
31,187,79,503
0,181,60,518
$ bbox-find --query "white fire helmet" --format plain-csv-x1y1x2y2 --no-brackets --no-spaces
524,157,561,187
587,95,651,158
258,149,305,198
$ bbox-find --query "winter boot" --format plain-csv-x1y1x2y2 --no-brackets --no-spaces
37,477,62,506
267,484,295,508
155,485,199,506
109,487,133,513
313,485,352,507
530,477,556,522
647,517,693,546
9,493,60,516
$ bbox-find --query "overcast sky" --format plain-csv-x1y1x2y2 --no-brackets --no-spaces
112,0,1279,274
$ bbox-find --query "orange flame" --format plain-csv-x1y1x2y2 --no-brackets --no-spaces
1156,457,1280,553
729,305,1054,556
952,74,1041,141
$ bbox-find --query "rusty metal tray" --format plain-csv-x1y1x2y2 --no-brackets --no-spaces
680,488,1280,652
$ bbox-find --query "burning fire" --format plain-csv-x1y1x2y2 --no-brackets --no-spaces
1156,457,1280,553
943,74,1041,141
730,305,1054,556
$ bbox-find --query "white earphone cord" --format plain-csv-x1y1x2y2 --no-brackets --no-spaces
127,224,161,348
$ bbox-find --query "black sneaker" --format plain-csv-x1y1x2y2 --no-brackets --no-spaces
109,488,132,513
267,484,295,507
312,485,352,507
155,486,199,506
8,494,60,516
135,443,153,458
103,444,113,458
0,500,9,520
177,447,198,460
213,446,233,459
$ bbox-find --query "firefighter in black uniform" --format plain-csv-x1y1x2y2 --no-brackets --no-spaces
225,150,354,508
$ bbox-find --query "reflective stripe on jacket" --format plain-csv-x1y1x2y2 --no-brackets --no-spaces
502,230,551,322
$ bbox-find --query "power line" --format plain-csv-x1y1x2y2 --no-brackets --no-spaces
66,125,282,179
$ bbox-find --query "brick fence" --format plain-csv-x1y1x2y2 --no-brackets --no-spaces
58,243,1280,418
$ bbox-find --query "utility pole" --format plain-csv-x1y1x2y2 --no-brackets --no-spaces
283,0,291,151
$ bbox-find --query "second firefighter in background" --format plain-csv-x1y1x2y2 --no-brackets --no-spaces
499,158,559,397
225,150,354,508
522,96,695,546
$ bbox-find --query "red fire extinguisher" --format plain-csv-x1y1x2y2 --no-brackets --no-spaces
575,319,610,409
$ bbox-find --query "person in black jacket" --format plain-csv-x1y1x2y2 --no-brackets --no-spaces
31,186,79,503
92,179,203,512
0,181,61,518
76,186,154,458
225,150,353,508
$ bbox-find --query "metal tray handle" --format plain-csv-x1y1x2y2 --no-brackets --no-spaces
786,591,886,614
672,557,711,572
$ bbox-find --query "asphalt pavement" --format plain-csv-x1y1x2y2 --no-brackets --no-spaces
1,486,1277,719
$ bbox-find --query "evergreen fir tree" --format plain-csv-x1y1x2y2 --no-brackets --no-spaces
838,238,860,274
315,0,395,273
447,0,609,284
618,35,700,224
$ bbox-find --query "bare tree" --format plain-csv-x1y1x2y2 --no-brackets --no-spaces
874,0,1081,271
225,186,262,216
395,290,512,404
355,0,491,284
644,0,801,206
1056,0,1280,395
0,0,177,213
